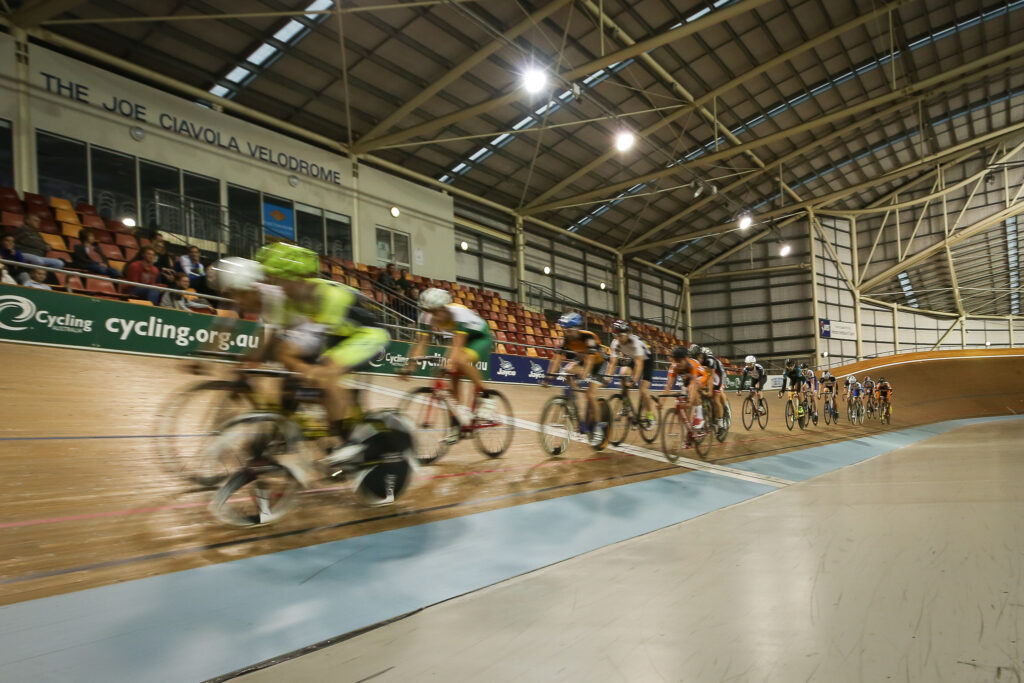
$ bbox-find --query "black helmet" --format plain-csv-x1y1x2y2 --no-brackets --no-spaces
800,362,808,370
611,319,629,334
878,377,886,383
785,358,796,366
671,345,689,360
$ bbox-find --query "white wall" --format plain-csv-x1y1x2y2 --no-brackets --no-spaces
0,33,456,280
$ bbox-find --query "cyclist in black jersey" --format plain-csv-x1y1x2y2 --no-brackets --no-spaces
737,354,767,413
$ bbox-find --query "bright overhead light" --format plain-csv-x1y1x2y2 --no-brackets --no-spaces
122,217,136,228
779,243,792,257
460,241,468,251
614,131,635,151
738,213,753,230
822,351,829,358
543,266,551,275
390,206,400,218
600,282,606,290
522,68,547,94
985,340,991,346
691,180,703,199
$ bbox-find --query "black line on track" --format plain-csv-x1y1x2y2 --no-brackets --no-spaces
0,464,679,587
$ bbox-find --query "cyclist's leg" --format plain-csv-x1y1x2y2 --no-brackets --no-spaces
319,327,390,432
585,356,604,424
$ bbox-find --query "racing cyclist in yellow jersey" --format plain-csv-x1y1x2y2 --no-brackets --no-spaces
405,288,496,424
213,243,390,462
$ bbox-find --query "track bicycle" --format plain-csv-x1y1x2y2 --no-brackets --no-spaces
659,391,712,461
847,393,865,425
396,358,514,465
864,391,878,421
605,374,659,446
163,367,418,526
711,393,733,443
538,372,612,456
821,390,840,425
878,395,893,425
781,389,808,430
802,389,819,427
738,387,769,430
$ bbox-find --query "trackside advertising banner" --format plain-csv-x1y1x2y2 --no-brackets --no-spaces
0,285,262,356
363,340,490,381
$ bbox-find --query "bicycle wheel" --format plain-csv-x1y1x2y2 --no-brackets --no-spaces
742,396,755,430
756,398,769,429
607,394,631,446
637,394,659,444
797,400,808,430
472,390,514,458
694,399,714,459
157,380,258,486
785,400,795,431
398,386,455,465
661,407,685,463
809,400,818,427
207,416,303,526
539,398,573,456
823,398,832,425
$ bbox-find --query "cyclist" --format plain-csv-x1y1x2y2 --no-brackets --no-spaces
800,363,818,421
842,374,858,402
405,287,495,425
778,359,806,418
875,376,894,418
737,355,767,414
818,369,839,419
661,345,709,430
209,243,389,464
862,375,877,416
543,311,607,446
693,345,728,432
606,320,655,423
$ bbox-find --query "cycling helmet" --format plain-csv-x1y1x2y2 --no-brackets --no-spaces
255,242,319,279
847,375,857,382
878,377,886,383
800,362,808,370
208,257,263,293
558,312,583,328
822,370,832,379
744,355,756,365
688,343,701,356
785,358,796,366
864,376,872,382
671,345,689,360
611,319,630,334
419,287,452,310
701,346,713,358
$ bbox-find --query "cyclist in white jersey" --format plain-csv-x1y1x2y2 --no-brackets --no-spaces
605,320,656,422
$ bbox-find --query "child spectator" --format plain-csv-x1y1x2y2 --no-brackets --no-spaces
1,234,29,284
159,271,213,312
72,228,121,278
23,267,51,290
13,214,65,272
124,246,163,304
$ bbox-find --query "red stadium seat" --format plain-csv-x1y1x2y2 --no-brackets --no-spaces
86,278,119,296
115,233,138,249
23,192,47,206
0,211,23,227
99,243,123,261
76,203,98,215
122,246,138,262
46,250,70,263
37,216,58,234
80,214,105,229
0,186,18,201
93,229,114,244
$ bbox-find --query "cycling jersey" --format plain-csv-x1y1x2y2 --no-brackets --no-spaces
666,358,709,392
419,303,493,361
820,375,838,392
876,382,893,397
801,370,817,392
739,363,766,390
848,381,863,398
610,334,652,382
780,368,804,392
559,330,604,360
703,356,726,391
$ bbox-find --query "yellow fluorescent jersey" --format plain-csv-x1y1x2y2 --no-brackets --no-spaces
287,279,367,337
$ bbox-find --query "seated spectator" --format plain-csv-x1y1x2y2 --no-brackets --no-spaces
396,268,414,297
23,267,51,290
378,262,398,291
175,245,207,290
72,228,121,278
13,214,64,274
1,233,29,284
160,271,213,312
0,260,16,285
123,246,163,304
149,230,177,282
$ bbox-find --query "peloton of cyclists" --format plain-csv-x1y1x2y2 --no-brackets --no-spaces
606,320,656,424
661,345,710,431
737,355,767,413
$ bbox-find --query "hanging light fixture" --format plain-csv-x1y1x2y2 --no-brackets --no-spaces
614,131,635,151
522,68,547,93
738,213,753,230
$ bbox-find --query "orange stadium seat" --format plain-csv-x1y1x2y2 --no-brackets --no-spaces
128,299,153,306
49,197,73,211
41,233,66,251
61,223,79,238
54,209,80,225
217,309,240,319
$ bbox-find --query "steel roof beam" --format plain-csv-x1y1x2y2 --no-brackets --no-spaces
11,0,84,28
351,0,772,153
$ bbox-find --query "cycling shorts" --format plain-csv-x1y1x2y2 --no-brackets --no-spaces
460,331,493,363
616,357,653,383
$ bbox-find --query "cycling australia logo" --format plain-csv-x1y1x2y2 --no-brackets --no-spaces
0,295,36,331
496,358,517,377
0,294,93,334
528,361,545,380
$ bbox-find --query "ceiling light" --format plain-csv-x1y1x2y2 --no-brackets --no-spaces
522,69,547,94
985,341,991,346
738,213,753,230
122,217,136,228
460,241,468,251
822,351,829,358
691,180,703,199
614,131,635,151
390,206,400,218
543,266,551,275
779,242,792,257
600,282,606,290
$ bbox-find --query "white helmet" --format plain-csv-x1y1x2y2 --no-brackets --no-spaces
209,257,263,293
744,355,756,364
419,287,452,310
847,375,857,382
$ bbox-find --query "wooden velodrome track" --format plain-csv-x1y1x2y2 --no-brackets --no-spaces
2,342,1023,607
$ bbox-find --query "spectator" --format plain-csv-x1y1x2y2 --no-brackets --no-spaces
149,230,177,281
23,267,51,290
175,245,207,290
123,246,163,304
72,228,121,278
396,268,414,298
378,262,398,291
159,271,213,312
13,214,65,273
1,234,30,284
0,260,17,285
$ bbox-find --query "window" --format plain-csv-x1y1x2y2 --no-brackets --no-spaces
140,160,180,228
36,131,87,205
90,146,137,222
296,203,324,255
227,184,262,258
183,172,219,204
0,119,12,189
325,210,352,260
376,226,410,269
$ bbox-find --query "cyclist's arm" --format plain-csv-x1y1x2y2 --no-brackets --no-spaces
606,354,619,379
632,355,644,385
